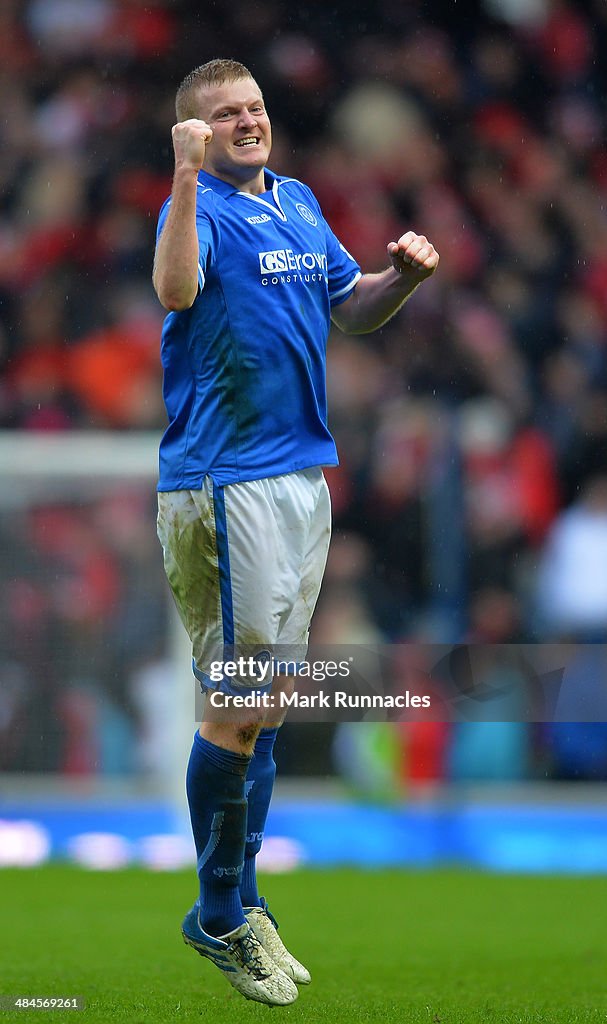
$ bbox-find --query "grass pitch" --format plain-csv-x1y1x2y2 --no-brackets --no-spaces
1,866,606,1023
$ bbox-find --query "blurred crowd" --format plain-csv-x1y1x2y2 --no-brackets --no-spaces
0,490,169,775
3,0,607,780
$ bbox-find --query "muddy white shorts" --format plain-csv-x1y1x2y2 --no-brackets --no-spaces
157,467,331,692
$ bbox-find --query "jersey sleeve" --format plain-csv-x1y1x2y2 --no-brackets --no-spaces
156,191,216,292
324,226,362,306
300,185,362,307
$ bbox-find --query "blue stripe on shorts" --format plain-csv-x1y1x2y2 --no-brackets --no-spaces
212,481,234,649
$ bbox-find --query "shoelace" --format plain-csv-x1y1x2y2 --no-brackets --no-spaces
227,930,272,980
261,900,279,931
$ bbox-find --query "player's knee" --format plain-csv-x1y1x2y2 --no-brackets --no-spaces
271,674,295,698
236,720,262,750
199,712,264,754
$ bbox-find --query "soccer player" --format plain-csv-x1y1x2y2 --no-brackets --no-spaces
153,58,439,1006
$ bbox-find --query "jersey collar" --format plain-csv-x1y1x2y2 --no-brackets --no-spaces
197,168,280,197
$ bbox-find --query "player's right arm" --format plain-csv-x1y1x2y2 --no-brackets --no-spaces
152,119,213,311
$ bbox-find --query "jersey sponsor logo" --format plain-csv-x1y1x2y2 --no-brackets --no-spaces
296,202,318,226
259,249,328,274
245,213,272,224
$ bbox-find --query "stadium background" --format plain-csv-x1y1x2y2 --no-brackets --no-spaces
2,0,607,872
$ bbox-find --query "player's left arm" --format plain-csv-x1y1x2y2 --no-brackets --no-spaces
331,231,439,335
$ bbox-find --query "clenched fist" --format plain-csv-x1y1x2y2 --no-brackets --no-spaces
172,118,213,172
388,232,439,280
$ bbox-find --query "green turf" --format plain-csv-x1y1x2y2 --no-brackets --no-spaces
1,866,606,1023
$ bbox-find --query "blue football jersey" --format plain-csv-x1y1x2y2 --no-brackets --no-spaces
155,168,361,490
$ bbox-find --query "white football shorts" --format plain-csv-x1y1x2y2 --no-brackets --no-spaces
157,467,331,692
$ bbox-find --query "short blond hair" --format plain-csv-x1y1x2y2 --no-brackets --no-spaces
176,59,256,121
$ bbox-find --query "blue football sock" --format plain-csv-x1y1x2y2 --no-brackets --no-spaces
186,731,251,936
240,727,278,908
